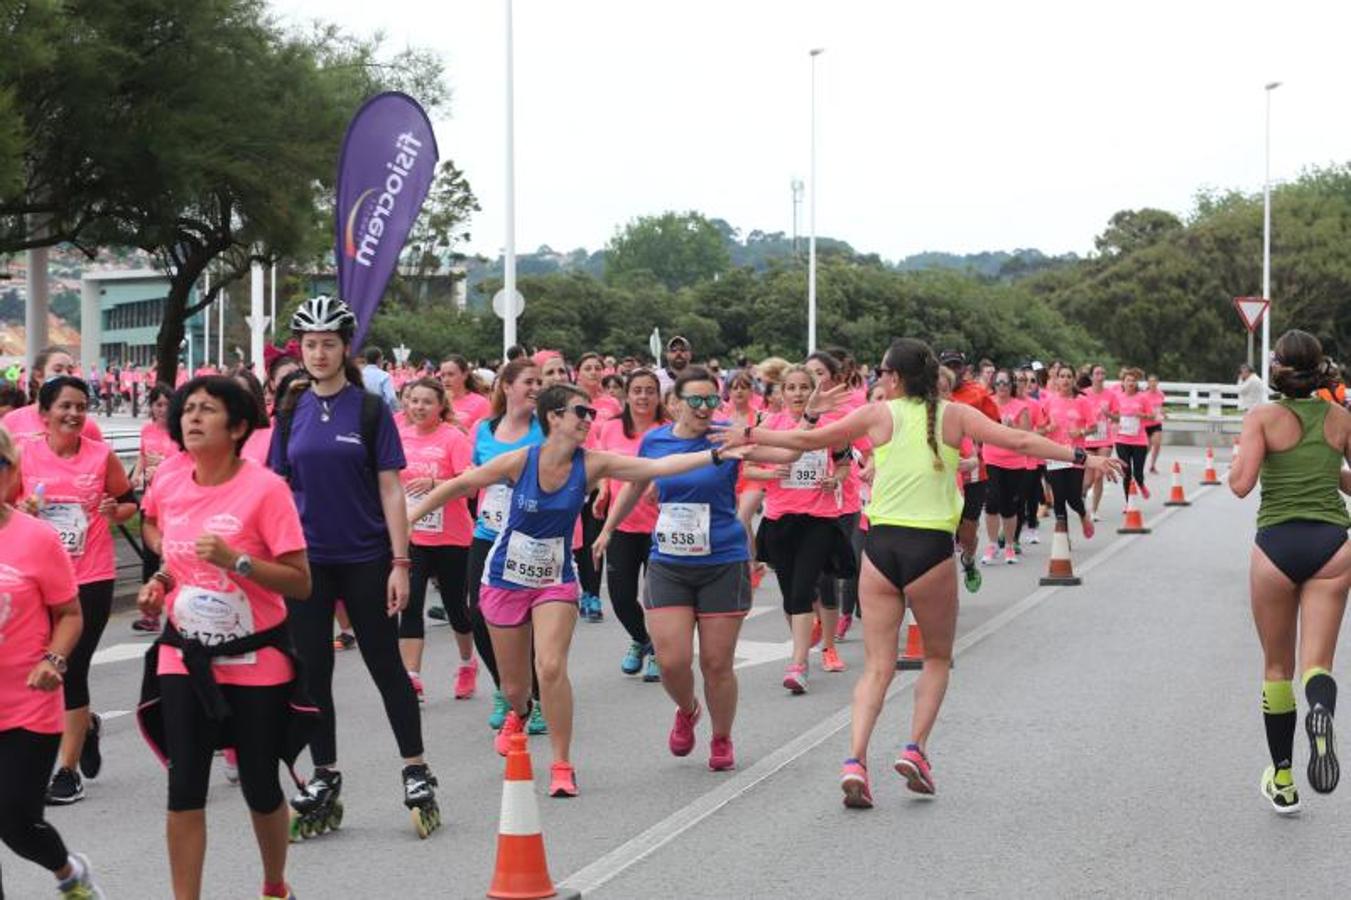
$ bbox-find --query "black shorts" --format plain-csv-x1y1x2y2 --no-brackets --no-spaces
646,560,753,616
961,481,987,523
1144,424,1162,437
1256,521,1348,584
863,525,955,591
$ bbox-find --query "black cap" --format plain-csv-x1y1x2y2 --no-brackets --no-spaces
938,349,966,367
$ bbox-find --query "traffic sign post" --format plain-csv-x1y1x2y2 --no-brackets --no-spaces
1233,296,1269,368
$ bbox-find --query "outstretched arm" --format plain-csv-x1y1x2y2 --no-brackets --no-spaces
587,445,749,486
408,449,528,522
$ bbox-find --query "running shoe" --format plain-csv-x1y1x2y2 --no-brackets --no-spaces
997,535,1005,550
750,562,766,589
495,710,525,756
895,744,936,796
821,646,847,673
835,613,853,641
131,615,160,633
1013,540,1023,556
1003,546,1017,565
223,747,240,785
408,671,425,703
1139,483,1151,501
643,654,661,683
332,631,356,651
549,761,578,798
427,605,449,623
708,736,735,772
980,544,997,566
669,701,702,757
1081,515,1095,540
46,767,84,805
782,663,808,695
80,712,102,780
1306,703,1340,794
453,659,478,700
57,852,106,899
840,759,873,809
1260,765,1301,815
621,641,646,675
583,593,605,623
962,557,982,593
527,703,549,735
260,888,296,900
488,689,510,730
810,616,823,649
1025,527,1040,545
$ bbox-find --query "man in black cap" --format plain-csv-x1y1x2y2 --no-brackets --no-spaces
657,336,692,393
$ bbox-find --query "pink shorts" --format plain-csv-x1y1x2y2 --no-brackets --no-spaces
479,582,580,628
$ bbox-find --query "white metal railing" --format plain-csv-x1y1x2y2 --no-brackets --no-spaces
1156,381,1253,418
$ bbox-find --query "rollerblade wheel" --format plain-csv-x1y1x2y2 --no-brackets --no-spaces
411,807,429,839
288,815,304,843
328,801,344,830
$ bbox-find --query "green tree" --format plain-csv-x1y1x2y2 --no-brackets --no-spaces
605,211,731,291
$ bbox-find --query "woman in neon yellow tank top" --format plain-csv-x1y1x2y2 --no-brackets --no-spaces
1228,329,1351,816
718,338,1120,806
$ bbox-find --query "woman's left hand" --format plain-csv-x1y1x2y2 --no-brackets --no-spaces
387,566,410,617
97,494,119,520
26,660,63,692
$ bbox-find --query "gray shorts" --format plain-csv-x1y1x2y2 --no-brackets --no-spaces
645,560,753,617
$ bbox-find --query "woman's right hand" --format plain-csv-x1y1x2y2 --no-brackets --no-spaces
591,528,612,568
592,485,610,519
138,579,166,617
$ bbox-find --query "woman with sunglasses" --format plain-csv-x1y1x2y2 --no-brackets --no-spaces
411,383,747,796
980,370,1031,566
1015,369,1049,549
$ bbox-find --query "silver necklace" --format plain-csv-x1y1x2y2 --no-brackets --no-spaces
319,395,333,423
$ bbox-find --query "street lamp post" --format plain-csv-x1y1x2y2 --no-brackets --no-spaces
503,0,518,359
1261,81,1281,393
807,48,824,355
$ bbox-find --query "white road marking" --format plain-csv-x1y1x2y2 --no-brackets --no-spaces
92,642,151,666
731,639,793,671
558,486,1217,897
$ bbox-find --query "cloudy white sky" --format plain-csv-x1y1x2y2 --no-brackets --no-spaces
271,0,1348,262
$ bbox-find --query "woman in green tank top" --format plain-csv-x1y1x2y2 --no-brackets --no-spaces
1228,329,1351,815
717,338,1120,806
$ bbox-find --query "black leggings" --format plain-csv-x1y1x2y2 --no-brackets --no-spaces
0,728,68,875
1047,466,1087,521
605,530,651,645
818,512,862,614
468,538,540,699
766,514,839,616
841,522,865,618
158,676,290,813
287,559,422,766
574,499,605,597
65,580,113,710
1115,443,1148,496
983,464,1022,519
404,544,470,639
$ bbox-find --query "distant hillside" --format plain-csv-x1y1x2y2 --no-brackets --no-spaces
894,248,1080,278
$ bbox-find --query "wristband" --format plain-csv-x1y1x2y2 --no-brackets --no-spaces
710,448,722,466
43,650,67,674
831,447,852,463
1072,447,1088,467
803,411,821,425
151,569,174,590
391,558,412,569
743,425,754,442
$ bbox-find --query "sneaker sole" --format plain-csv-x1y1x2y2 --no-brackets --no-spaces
1306,705,1340,794
46,790,85,806
1259,771,1301,816
895,759,935,796
841,775,873,809
709,757,735,772
783,678,806,695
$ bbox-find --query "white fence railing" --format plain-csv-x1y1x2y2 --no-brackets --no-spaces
1157,381,1251,417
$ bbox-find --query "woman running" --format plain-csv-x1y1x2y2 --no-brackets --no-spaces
1229,330,1350,814
10,377,136,805
398,377,476,702
131,383,178,633
1112,367,1160,501
1080,363,1118,520
0,426,107,898
1042,363,1096,539
439,354,492,436
267,296,439,835
592,368,668,680
980,370,1031,566
1143,373,1166,474
576,352,623,421
136,376,312,899
593,367,797,771
1,347,104,442
410,383,747,796
1016,369,1048,548
715,338,1119,805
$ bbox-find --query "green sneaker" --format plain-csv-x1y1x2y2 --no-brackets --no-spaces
488,690,509,730
962,557,982,593
526,703,549,735
643,653,661,683
1260,765,1301,816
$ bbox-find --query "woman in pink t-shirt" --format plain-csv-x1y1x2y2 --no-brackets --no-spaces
0,346,104,442
136,375,311,900
10,376,136,805
1042,365,1096,539
1080,363,1119,521
398,378,476,701
1112,367,1161,501
1143,373,1167,474
979,370,1032,566
438,354,492,436
592,368,668,679
131,383,179,634
576,352,623,422
0,427,109,896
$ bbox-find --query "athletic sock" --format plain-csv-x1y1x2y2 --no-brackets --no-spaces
1303,667,1337,715
1262,680,1297,772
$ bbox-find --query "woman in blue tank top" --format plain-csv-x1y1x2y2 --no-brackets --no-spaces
410,383,748,798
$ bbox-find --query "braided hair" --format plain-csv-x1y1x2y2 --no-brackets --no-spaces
1271,329,1339,398
882,338,944,471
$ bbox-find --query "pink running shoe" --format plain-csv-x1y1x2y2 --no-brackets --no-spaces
494,710,525,757
980,544,997,566
840,759,873,809
453,659,478,700
1003,546,1017,565
782,663,808,695
669,701,702,757
835,613,853,641
548,761,578,798
708,735,735,771
408,671,425,703
894,744,936,796
821,647,847,673
1081,514,1095,540
222,747,239,785
1139,483,1151,501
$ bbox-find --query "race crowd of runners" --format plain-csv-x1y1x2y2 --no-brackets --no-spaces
0,295,1347,899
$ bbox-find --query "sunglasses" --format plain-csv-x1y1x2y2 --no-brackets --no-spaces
556,403,597,421
682,394,720,409
994,379,1012,386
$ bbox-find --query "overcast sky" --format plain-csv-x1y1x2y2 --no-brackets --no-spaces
271,0,1348,262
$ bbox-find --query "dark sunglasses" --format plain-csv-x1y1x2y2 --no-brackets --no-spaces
554,403,596,421
682,394,720,409
994,379,1012,386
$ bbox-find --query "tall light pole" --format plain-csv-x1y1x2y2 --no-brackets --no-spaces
502,0,518,358
1260,80,1281,393
807,48,824,355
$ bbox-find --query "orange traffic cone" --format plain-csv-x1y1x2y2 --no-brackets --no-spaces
1118,481,1151,534
1200,445,1220,485
1039,519,1082,586
1164,461,1191,507
895,621,924,671
487,734,579,900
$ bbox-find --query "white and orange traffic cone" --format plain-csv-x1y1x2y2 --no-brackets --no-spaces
1039,519,1082,586
1118,481,1151,534
895,620,924,671
1164,461,1191,507
487,734,579,900
1200,445,1221,486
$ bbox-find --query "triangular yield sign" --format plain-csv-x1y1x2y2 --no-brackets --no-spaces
1232,296,1269,333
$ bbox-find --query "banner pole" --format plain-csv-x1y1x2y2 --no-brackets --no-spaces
503,0,518,359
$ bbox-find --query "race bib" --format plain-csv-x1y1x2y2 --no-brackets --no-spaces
782,450,827,490
173,583,256,665
407,491,443,534
502,531,565,588
1090,419,1109,442
479,484,512,532
40,503,89,558
654,502,711,557
1118,415,1140,437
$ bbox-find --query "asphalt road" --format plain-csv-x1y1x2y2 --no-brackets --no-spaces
7,446,1350,899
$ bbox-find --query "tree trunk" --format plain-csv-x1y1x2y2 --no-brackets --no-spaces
155,258,210,388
